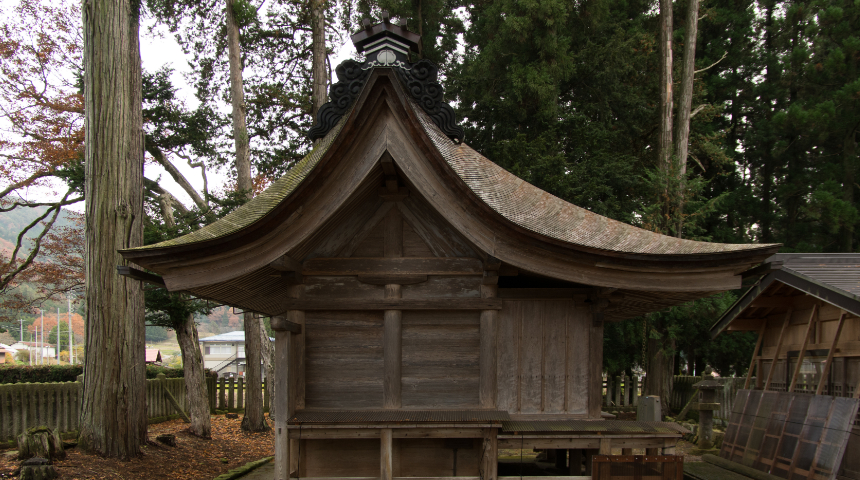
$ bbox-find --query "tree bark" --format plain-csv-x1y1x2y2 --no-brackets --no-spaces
226,0,251,197
241,312,269,432
80,0,147,459
310,0,327,119
176,313,211,438
657,0,674,175
644,335,675,416
260,321,275,419
674,0,699,178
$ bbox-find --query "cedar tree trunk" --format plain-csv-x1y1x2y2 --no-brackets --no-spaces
645,335,675,416
241,312,269,431
311,0,327,118
226,0,251,197
79,0,147,458
658,0,674,175
675,0,699,178
177,314,211,438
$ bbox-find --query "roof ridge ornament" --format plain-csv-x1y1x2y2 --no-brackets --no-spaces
307,13,464,143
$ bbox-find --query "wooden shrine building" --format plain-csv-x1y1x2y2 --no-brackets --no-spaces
121,17,779,480
711,254,860,479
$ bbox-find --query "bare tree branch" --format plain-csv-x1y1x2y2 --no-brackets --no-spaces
690,104,708,118
0,190,74,292
694,51,728,74
145,140,210,213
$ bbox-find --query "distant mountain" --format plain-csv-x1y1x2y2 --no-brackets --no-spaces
0,207,78,255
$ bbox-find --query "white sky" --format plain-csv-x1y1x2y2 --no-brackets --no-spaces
3,1,361,214
136,17,355,212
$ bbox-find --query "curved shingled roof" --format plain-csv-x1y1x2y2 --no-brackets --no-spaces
128,82,775,257
411,100,776,256
126,112,349,250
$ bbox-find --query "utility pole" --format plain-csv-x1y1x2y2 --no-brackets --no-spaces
68,296,74,365
40,310,44,365
19,318,23,343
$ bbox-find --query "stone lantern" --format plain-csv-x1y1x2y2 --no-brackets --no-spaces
692,372,723,450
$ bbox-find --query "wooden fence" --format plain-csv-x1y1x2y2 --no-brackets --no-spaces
0,376,270,443
603,375,748,424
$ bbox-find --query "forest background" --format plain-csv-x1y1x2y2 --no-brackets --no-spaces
0,0,858,386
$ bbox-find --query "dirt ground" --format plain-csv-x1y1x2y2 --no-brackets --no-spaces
0,415,273,480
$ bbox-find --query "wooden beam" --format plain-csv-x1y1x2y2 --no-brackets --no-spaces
276,298,502,312
384,175,399,193
274,329,291,480
271,316,302,333
483,255,502,271
750,296,795,309
378,187,409,201
482,271,499,285
380,150,396,175
116,265,165,286
744,322,766,390
764,308,793,391
270,255,302,272
816,311,846,395
788,304,818,393
381,428,393,480
302,257,483,275
358,274,427,285
498,288,591,299
599,438,612,455
480,284,498,409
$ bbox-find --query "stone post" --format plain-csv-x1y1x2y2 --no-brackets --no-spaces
692,372,723,450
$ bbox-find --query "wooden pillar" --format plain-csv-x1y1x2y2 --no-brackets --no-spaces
599,438,611,455
272,322,291,480
480,283,498,409
384,284,402,409
287,286,305,414
381,428,393,480
569,449,583,475
817,312,847,395
764,309,793,391
589,308,605,418
744,322,766,390
482,428,498,480
789,305,818,392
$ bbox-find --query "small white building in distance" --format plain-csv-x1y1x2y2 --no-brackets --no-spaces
198,331,273,378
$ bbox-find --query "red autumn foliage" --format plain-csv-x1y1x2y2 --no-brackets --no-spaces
0,0,84,295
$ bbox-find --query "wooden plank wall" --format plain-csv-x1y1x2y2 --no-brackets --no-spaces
304,310,384,408
402,310,480,408
497,299,592,415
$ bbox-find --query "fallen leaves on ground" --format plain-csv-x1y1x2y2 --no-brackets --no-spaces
0,415,273,479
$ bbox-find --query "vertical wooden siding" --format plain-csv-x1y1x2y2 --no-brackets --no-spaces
497,299,591,415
